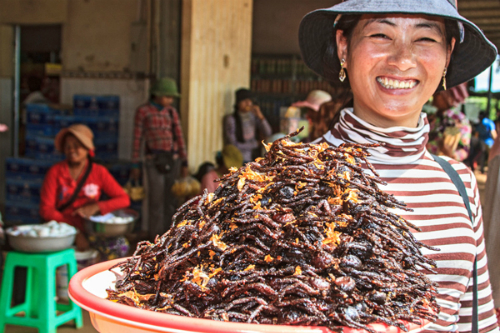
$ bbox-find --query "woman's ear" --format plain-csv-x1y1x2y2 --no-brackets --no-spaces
446,37,456,68
336,30,348,68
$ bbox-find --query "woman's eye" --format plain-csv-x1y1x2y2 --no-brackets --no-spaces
417,37,437,42
370,34,390,39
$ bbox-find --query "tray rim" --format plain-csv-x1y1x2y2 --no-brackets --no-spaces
69,257,431,333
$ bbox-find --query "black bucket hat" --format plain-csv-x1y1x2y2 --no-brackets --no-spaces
299,0,498,89
235,88,254,104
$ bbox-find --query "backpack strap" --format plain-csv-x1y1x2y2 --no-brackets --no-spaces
431,154,478,332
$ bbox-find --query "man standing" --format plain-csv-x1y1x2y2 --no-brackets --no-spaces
131,78,188,241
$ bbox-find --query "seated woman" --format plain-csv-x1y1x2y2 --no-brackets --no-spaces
39,124,130,251
223,88,272,163
199,144,243,193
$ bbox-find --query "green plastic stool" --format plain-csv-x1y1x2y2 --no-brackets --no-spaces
0,248,83,333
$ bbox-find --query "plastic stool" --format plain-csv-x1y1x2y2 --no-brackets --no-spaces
0,249,83,333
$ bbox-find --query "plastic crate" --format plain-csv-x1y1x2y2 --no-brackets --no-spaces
4,200,40,226
5,157,53,180
26,123,55,137
5,178,43,204
97,95,120,111
73,95,99,110
106,161,137,186
29,136,64,162
26,104,60,125
73,95,119,117
53,115,119,139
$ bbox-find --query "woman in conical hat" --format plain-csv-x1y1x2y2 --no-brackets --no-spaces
299,0,498,331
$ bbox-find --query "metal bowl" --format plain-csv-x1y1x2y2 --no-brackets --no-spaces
84,208,139,238
6,226,76,253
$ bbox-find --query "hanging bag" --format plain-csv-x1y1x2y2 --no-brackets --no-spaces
153,109,178,174
123,179,145,201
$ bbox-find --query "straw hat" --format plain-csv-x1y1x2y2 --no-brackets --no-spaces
292,90,332,112
55,124,95,152
299,0,498,89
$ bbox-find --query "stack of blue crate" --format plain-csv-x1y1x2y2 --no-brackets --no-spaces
71,94,120,161
24,104,68,162
4,157,53,225
25,96,120,162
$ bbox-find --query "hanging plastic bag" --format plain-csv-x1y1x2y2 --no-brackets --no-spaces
123,179,145,201
171,176,201,198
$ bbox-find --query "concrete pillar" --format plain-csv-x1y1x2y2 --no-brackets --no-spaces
180,0,253,171
0,25,14,206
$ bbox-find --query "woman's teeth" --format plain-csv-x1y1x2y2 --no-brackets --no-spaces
377,77,417,90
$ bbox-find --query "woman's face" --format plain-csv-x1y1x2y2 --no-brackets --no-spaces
238,98,254,112
64,134,88,164
337,14,455,128
154,95,174,107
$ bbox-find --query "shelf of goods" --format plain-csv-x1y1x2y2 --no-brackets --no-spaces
250,55,341,132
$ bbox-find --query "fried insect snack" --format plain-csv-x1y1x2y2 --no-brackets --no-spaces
107,129,440,333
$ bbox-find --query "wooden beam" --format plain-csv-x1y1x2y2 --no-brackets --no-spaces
461,9,500,18
468,17,500,26
458,0,500,10
474,24,500,33
484,32,500,38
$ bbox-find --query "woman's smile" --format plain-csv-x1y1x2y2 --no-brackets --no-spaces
376,76,418,90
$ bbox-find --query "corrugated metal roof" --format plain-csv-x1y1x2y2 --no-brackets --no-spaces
459,0,500,49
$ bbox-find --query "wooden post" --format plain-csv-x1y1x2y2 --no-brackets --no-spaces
180,0,253,171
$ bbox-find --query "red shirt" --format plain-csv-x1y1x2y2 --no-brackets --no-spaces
39,161,130,231
132,103,188,165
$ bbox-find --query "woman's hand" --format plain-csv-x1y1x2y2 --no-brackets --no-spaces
75,232,90,251
73,203,100,218
181,166,189,178
252,105,265,121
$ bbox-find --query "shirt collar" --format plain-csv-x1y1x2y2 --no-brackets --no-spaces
323,108,430,164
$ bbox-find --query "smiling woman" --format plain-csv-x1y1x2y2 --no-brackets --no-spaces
299,0,498,332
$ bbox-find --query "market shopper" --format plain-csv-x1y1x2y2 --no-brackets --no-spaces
223,88,272,162
299,0,498,330
473,111,497,173
199,145,243,194
426,83,471,161
292,90,332,141
131,78,188,241
39,124,130,251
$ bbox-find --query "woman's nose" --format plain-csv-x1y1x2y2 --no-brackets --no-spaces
386,41,417,72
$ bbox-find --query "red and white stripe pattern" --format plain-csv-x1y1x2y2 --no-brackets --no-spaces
319,109,499,332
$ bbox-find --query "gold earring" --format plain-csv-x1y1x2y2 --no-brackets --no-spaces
442,68,447,90
339,59,346,82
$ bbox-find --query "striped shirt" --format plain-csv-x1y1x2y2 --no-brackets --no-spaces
132,103,188,165
319,109,498,333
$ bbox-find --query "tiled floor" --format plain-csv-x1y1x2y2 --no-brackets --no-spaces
4,310,97,332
